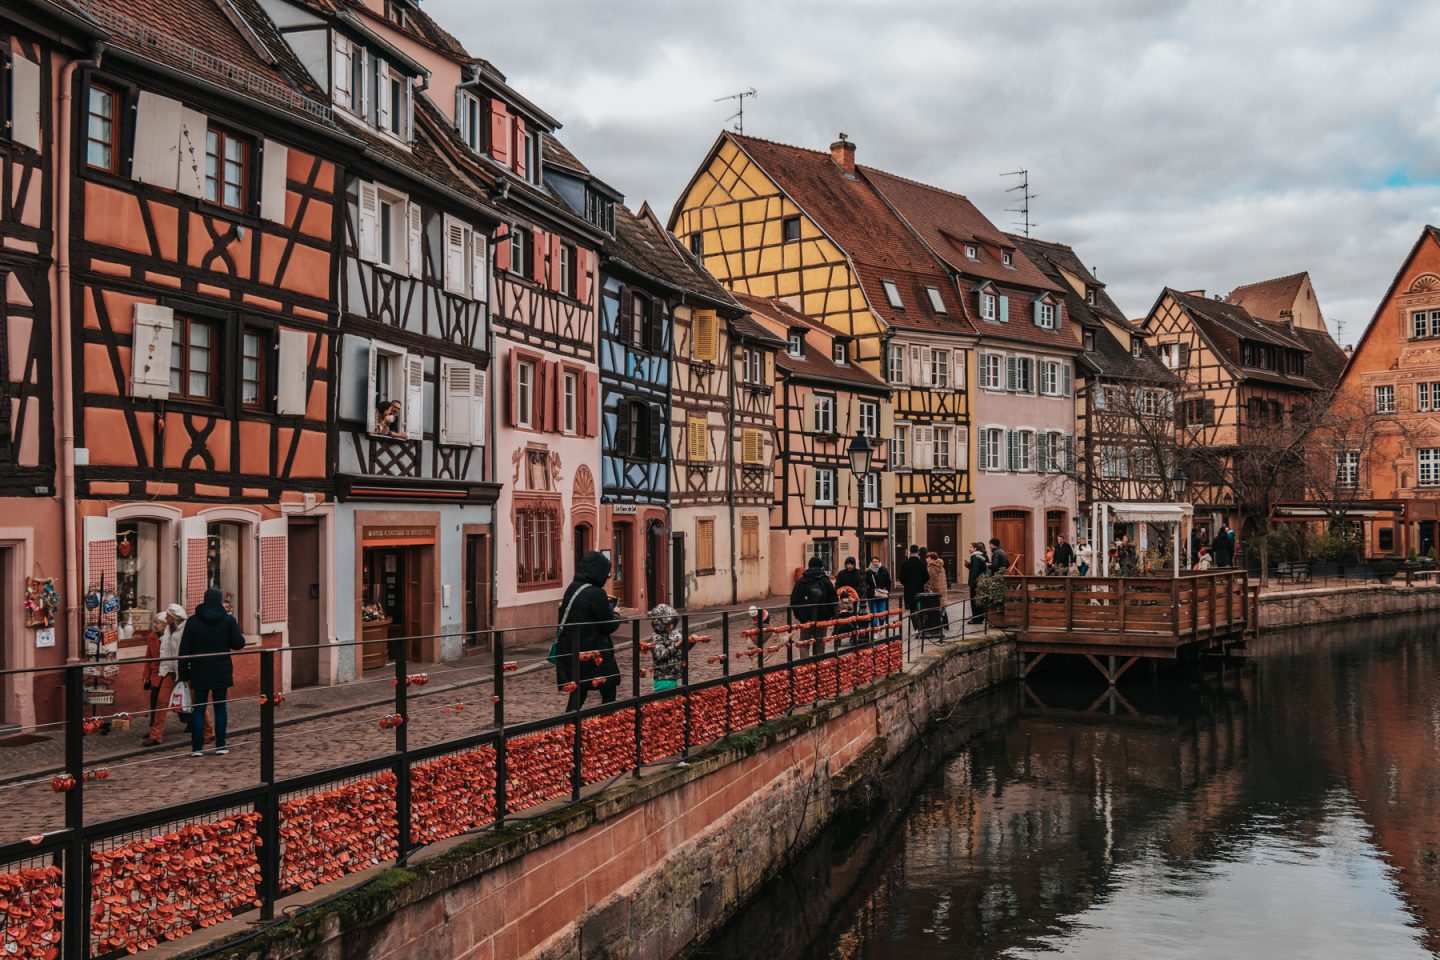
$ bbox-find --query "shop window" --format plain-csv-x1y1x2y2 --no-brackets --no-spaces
207,522,243,614
116,520,163,634
516,500,561,589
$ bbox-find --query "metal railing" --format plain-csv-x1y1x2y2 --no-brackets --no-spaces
0,596,990,960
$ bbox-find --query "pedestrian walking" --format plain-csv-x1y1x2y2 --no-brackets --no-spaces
1214,523,1234,567
864,557,893,632
833,585,861,646
646,604,683,692
988,538,1009,575
835,556,865,600
1076,537,1094,576
1053,534,1076,575
790,555,838,654
144,603,210,745
899,544,929,614
967,542,989,623
555,550,622,712
177,589,244,757
925,551,950,633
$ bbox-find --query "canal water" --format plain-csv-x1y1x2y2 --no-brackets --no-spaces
698,614,1440,959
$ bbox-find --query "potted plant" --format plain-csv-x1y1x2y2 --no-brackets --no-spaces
1376,559,1398,585
975,573,1008,626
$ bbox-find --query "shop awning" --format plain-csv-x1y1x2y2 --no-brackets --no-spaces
1272,502,1405,519
1099,502,1194,524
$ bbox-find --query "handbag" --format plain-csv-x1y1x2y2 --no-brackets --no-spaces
547,584,591,665
168,679,193,723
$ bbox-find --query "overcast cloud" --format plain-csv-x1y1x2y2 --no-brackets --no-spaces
427,0,1440,343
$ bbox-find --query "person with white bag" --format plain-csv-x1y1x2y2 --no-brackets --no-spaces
152,602,211,746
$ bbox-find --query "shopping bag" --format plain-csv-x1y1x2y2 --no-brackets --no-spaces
168,679,193,723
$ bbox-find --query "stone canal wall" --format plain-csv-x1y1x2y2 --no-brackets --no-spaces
1258,582,1440,631
201,634,1015,960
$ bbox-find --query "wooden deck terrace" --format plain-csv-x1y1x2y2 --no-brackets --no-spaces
995,571,1256,683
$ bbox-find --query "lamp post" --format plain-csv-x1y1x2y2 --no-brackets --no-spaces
848,431,875,563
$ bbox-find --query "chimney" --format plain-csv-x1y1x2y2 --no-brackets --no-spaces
1185,289,1205,298
830,133,855,174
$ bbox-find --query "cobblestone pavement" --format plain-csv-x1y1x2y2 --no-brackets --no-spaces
0,603,961,844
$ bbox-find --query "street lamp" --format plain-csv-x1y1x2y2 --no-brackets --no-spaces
848,431,874,563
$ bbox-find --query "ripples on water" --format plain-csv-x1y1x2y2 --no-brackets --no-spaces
701,615,1440,959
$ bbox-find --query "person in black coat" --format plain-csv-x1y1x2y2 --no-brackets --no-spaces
177,587,246,757
834,557,865,599
966,542,990,623
790,556,839,653
1052,534,1076,574
555,551,623,712
898,545,929,611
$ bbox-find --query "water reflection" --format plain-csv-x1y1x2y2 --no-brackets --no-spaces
704,614,1440,959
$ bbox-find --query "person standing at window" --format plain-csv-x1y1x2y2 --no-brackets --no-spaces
178,589,245,757
374,400,406,438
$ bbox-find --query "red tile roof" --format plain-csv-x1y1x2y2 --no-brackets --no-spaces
728,134,973,337
733,292,888,392
1224,272,1308,324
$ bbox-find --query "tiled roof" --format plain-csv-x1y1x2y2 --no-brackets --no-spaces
728,312,786,348
1165,288,1337,390
1008,235,1136,329
733,292,888,391
728,134,972,336
1293,327,1349,390
605,203,740,311
542,134,589,175
1224,272,1308,324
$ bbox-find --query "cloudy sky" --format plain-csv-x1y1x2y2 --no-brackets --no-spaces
428,0,1440,344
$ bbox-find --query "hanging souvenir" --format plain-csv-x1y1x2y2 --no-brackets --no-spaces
103,592,120,615
84,590,101,611
117,530,134,558
24,577,58,628
84,625,102,645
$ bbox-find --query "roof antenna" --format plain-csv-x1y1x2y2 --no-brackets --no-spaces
714,88,758,134
1001,168,1037,237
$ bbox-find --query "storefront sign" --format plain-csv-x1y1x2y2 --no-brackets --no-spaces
362,526,436,546
612,504,637,515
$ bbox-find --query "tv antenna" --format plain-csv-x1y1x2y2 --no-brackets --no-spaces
1001,168,1037,237
714,88,758,134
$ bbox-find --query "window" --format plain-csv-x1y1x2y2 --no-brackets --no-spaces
882,280,904,309
696,518,716,574
859,400,879,438
85,84,119,172
377,192,405,271
926,286,947,313
516,358,536,428
1380,527,1395,551
740,516,760,559
1159,342,1189,368
1101,445,1129,479
892,423,909,468
1420,382,1440,412
169,316,216,402
520,127,538,183
204,125,249,211
562,370,579,435
205,523,244,614
1008,356,1034,394
783,216,801,242
832,340,848,365
788,330,804,358
688,416,708,461
931,350,950,389
115,519,163,631
380,67,405,137
1002,250,1013,266
814,468,836,506
1041,361,1060,396
510,228,530,277
809,538,837,574
1420,449,1440,487
1412,310,1440,340
934,426,952,469
862,473,880,508
585,191,616,234
1037,301,1057,330
980,293,997,321
1010,430,1035,472
241,329,266,408
1044,432,1066,473
1086,287,1098,305
814,395,835,435
981,428,1004,471
981,354,1004,390
516,502,562,588
689,233,703,258
1131,341,1142,358
742,347,764,385
887,344,906,383
558,244,575,297
1375,385,1396,414
1179,398,1215,427
965,244,978,260
1139,389,1163,417
1084,331,1095,351
458,91,486,152
1336,451,1360,488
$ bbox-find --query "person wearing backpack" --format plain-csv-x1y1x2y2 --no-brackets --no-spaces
790,555,838,653
554,550,622,712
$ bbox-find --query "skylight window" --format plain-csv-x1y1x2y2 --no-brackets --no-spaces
926,286,947,313
1002,250,1013,266
882,280,904,309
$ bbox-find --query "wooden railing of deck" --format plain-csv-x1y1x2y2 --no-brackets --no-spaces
997,571,1250,649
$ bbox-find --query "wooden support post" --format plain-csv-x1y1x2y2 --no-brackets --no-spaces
1225,573,1235,633
1117,578,1127,636
1171,577,1181,640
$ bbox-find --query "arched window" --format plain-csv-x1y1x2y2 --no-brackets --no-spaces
206,522,246,616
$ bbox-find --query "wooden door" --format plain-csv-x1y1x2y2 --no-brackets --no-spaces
671,532,687,609
991,511,1030,575
0,546,14,728
286,522,321,688
404,548,425,662
464,534,490,648
645,521,664,614
894,514,911,574
926,514,960,584
611,522,631,607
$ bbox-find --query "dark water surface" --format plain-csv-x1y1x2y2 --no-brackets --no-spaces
700,615,1440,959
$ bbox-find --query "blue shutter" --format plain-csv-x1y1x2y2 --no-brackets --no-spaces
999,296,1009,323
1033,299,1043,326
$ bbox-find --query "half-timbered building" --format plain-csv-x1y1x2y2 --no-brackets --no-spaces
739,294,893,590
1012,236,1176,537
669,133,971,578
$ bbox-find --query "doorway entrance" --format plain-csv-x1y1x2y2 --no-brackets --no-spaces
464,533,490,649
671,532,687,609
991,510,1031,575
287,521,321,688
611,521,632,608
361,544,434,668
574,523,591,571
895,513,911,574
926,514,960,584
645,521,665,613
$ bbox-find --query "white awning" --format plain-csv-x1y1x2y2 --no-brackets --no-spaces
1098,502,1193,523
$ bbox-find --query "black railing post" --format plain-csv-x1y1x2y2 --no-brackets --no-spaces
786,608,796,714
757,623,766,721
258,650,279,919
721,612,732,735
631,618,643,778
569,625,583,801
493,629,507,830
63,664,88,960
680,614,692,758
394,641,410,859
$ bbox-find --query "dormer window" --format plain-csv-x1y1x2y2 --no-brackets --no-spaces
1131,340,1142,358
833,340,849,365
1084,331,1095,351
788,329,804,358
458,91,487,153
1086,286,1098,305
979,291,997,321
1002,250,1013,267
585,191,615,234
881,280,904,309
1034,298,1058,330
518,126,539,185
925,286,947,313
331,33,412,142
965,244,979,261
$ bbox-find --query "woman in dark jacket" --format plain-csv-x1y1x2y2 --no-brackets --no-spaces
555,551,623,711
966,543,990,624
178,588,246,757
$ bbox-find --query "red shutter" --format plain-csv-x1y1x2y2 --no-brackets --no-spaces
489,99,510,165
530,228,545,284
506,349,519,427
535,359,550,432
550,362,563,430
577,249,591,304
495,223,511,272
549,234,564,292
585,369,600,437
514,117,527,177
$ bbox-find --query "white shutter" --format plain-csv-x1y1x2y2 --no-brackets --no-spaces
176,106,207,198
376,60,392,131
357,181,379,262
180,516,208,613
275,328,308,416
443,215,466,294
258,517,288,634
470,231,488,303
954,349,966,388
332,31,351,104
440,359,474,445
10,55,42,151
472,368,487,448
956,430,969,471
909,345,925,384
366,340,379,428
130,304,174,399
408,201,424,278
259,140,289,223
403,352,425,437
132,92,183,189
914,426,934,470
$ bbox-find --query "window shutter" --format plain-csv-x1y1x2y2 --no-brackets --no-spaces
585,370,600,437
440,359,474,445
408,202,424,279
180,516,207,614
1007,430,1019,471
513,117,528,177
879,402,894,440
488,99,510,165
549,233,564,292
920,346,934,386
132,91,183,189
881,471,896,508
909,345,925,383
649,302,666,354
999,295,1009,323
1179,344,1191,367
614,400,632,455
1006,356,1018,391
130,304,175,399
83,515,118,599
619,289,635,344
1062,362,1073,396
649,403,664,459
176,106,207,198
914,426,934,470
689,417,708,461
494,223,511,272
1033,300,1043,326
10,55,41,151
694,310,718,362
259,140,289,223
366,339,380,423
333,32,351,103
533,359,551,432
800,466,814,507
957,431,969,471
443,215,466,293
357,181,379,262
743,428,760,465
578,249,593,304
403,352,424,437
259,517,288,634
530,228,546,284
506,351,520,427
470,231,487,303
275,328,308,416
376,60,392,131
1037,433,1051,473
954,349,967,387
803,396,816,434
1063,434,1074,472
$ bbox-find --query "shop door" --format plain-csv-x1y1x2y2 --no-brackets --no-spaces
926,514,960,584
0,546,13,728
895,514,911,574
671,533,687,609
992,510,1031,575
286,522,321,688
645,521,664,614
404,548,427,662
464,534,490,648
612,522,631,608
